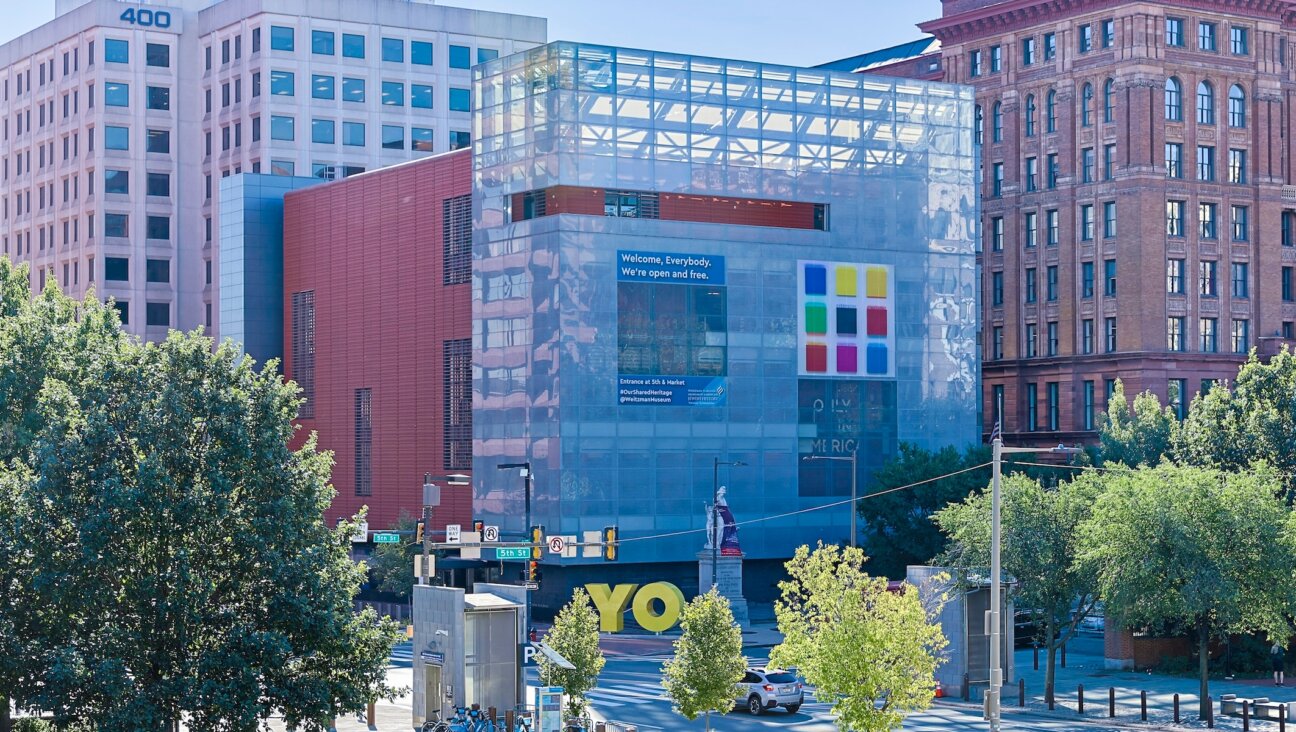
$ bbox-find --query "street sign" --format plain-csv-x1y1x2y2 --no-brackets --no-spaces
547,536,565,555
351,520,368,543
446,524,462,543
496,547,531,560
483,525,500,542
582,530,601,558
414,555,434,579
374,533,401,544
523,581,540,590
460,531,481,560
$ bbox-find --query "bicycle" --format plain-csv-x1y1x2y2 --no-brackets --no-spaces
420,710,450,732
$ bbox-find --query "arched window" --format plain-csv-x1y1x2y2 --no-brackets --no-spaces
1229,84,1246,128
1197,80,1215,125
1081,83,1093,127
1046,89,1057,133
975,104,983,145
1025,94,1036,137
993,101,1003,143
1165,77,1182,121
1103,78,1115,123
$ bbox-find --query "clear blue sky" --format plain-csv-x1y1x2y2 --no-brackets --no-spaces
2,1,943,67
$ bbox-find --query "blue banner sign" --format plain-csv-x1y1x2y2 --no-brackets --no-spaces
618,375,727,407
617,250,725,284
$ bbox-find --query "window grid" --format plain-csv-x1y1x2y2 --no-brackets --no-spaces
443,338,472,470
291,291,316,418
442,194,472,285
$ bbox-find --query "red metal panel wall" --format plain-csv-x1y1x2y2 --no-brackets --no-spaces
282,150,474,532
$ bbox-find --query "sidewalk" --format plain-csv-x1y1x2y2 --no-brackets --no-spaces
1003,647,1296,730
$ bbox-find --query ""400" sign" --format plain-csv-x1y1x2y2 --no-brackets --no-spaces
120,8,173,28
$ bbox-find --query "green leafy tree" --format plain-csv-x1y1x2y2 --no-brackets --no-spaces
661,589,746,731
0,263,404,731
368,511,422,602
857,443,992,578
539,588,606,718
1099,380,1178,467
934,473,1103,704
1079,464,1296,720
770,543,947,732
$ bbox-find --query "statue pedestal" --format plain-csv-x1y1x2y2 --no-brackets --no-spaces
698,550,750,627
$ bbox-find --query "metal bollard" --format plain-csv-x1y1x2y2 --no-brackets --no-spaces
1243,698,1250,731
367,702,375,728
1078,683,1084,714
1208,695,1214,728
1109,687,1115,717
1141,690,1147,721
489,707,497,724
506,711,515,729
1019,678,1025,707
963,673,970,702
1033,645,1039,670
1174,693,1180,724
1281,703,1287,732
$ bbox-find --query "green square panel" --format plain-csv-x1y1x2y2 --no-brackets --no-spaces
804,303,827,335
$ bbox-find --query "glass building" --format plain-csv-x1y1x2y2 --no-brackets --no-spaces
471,42,979,596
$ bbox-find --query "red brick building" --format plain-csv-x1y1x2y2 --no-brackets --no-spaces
854,0,1296,445
282,150,474,530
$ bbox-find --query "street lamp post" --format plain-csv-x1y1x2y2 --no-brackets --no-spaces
801,451,858,548
421,473,471,586
711,458,746,588
498,462,532,708
985,439,1080,732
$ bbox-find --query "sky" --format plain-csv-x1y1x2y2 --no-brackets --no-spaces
0,0,943,68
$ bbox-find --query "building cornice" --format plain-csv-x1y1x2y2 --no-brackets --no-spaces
920,0,1295,45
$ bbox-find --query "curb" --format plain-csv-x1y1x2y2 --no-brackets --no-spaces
934,698,1198,731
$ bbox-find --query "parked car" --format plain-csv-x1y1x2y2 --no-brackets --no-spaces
735,668,804,715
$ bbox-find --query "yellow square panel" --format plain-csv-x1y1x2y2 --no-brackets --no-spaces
866,267,888,298
835,265,857,297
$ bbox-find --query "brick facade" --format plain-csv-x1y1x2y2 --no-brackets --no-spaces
863,0,1296,445
282,150,473,530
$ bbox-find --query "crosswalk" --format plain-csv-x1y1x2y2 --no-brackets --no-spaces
585,671,832,716
390,641,413,666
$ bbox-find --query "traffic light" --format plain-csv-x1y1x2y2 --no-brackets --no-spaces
527,560,539,583
415,520,425,544
603,525,618,561
530,525,544,559
473,519,485,534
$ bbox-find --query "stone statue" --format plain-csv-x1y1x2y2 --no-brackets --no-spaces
704,487,739,554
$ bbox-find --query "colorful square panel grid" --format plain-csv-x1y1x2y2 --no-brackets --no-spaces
797,261,894,378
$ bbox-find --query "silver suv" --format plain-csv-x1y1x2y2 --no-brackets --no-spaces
736,668,803,715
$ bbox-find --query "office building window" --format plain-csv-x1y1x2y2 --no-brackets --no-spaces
1081,148,1094,183
1047,322,1059,356
449,87,471,112
1169,379,1187,420
1104,144,1116,180
354,388,372,496
1082,262,1095,298
105,82,129,107
342,77,365,103
312,30,334,55
1200,317,1218,352
382,37,403,63
1047,210,1059,246
992,326,1003,360
105,213,128,238
1025,323,1038,357
1167,200,1185,237
1104,259,1117,296
1165,77,1182,120
145,258,169,283
1103,201,1117,238
992,384,1005,432
1082,319,1094,354
382,124,404,150
146,172,168,197
969,50,982,77
990,45,1002,72
1232,262,1249,298
1079,25,1092,52
146,216,169,240
1284,267,1294,302
270,115,294,141
382,81,404,106
1167,316,1185,351
1083,381,1096,430
270,71,294,96
105,38,129,63
1197,81,1215,125
1103,79,1115,122
1200,260,1218,296
1025,268,1037,303
992,102,1003,142
1046,90,1057,132
1199,21,1217,51
343,121,364,146
1047,154,1059,188
1167,17,1185,46
1026,384,1039,431
991,162,1005,195
1228,148,1247,184
270,26,294,52
311,119,334,144
1232,319,1250,353
1229,85,1246,128
1022,38,1036,66
1025,157,1038,191
1286,212,1296,247
1200,202,1217,239
1047,382,1059,431
105,125,128,150
105,256,129,281
1044,33,1056,60
1105,317,1117,352
974,105,983,144
1197,145,1215,181
147,129,169,153
312,75,334,100
1024,212,1037,248
992,271,1004,306
342,33,364,58
412,84,433,109
1102,19,1115,47
146,86,170,110
145,302,168,328
412,41,433,66
1046,265,1058,301
1081,83,1093,126
1025,95,1036,136
146,43,169,68
1232,26,1250,55
412,127,433,152
1080,204,1095,241
1232,205,1249,241
1167,258,1184,294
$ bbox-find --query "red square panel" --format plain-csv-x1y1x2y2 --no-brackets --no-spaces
805,343,828,372
866,306,888,337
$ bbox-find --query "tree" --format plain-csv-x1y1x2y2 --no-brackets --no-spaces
1079,464,1296,720
661,589,745,731
1099,380,1178,467
539,588,605,718
769,543,947,732
0,263,404,731
857,443,992,578
933,473,1103,704
368,511,422,602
